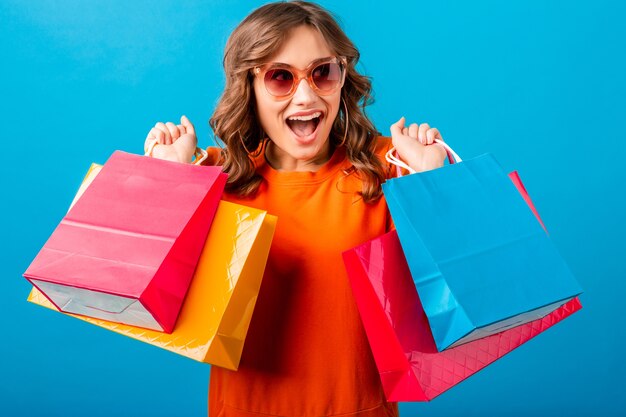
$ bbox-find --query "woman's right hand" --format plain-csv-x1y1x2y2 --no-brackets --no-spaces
144,115,198,163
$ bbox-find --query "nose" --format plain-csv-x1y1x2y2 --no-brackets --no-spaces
291,77,317,105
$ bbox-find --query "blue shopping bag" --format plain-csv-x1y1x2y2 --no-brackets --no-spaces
382,141,582,352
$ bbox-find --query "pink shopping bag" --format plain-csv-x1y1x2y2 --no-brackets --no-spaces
24,151,227,333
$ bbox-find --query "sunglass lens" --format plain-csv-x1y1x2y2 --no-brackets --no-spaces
264,69,294,96
312,62,343,92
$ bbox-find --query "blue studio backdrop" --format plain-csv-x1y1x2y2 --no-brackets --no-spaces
2,1,624,416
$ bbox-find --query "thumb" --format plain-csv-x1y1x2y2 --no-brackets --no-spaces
181,115,196,136
390,116,406,138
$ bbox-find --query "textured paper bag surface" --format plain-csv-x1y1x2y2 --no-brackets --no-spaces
24,152,227,332
29,200,276,370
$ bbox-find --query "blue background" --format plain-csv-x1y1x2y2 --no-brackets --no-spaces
1,1,624,416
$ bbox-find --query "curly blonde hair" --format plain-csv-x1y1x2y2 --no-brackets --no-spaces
210,1,386,202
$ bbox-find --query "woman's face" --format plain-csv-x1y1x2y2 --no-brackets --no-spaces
253,25,342,171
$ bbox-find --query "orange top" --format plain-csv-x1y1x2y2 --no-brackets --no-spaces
207,137,399,417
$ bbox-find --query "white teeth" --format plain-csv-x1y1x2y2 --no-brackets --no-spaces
287,112,322,121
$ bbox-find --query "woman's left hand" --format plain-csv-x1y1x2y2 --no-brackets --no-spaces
390,117,447,172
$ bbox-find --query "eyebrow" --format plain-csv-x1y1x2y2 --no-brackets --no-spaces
264,56,335,70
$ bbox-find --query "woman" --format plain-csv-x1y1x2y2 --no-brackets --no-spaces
146,2,446,416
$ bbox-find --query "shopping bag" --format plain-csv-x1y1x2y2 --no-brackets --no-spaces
29,201,275,370
28,162,276,369
29,200,275,370
343,230,582,401
24,151,227,333
382,141,582,351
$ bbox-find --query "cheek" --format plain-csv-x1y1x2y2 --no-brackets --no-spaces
254,86,278,130
324,94,342,125
256,101,284,129
255,92,292,132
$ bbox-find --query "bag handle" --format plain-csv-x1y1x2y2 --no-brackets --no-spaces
385,139,462,175
144,138,208,166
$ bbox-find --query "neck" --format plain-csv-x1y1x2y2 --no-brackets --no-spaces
264,140,334,172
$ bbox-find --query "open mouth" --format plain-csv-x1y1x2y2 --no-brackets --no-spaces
286,112,323,138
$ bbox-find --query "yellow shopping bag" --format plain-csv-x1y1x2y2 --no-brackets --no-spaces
28,164,276,370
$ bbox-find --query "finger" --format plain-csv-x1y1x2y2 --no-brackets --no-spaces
402,127,409,136
145,129,157,152
177,124,187,135
181,115,196,136
390,116,406,139
165,122,180,140
426,128,441,145
152,128,166,145
154,122,170,144
155,122,172,144
145,128,160,143
408,123,419,139
418,123,430,144
145,127,156,141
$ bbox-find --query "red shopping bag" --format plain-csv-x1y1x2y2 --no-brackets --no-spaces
343,171,581,401
343,230,581,401
24,151,227,333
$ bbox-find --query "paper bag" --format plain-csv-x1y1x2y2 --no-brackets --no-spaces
29,195,276,370
383,143,581,351
343,230,582,401
24,151,227,333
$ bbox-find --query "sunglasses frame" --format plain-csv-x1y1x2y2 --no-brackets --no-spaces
253,56,347,100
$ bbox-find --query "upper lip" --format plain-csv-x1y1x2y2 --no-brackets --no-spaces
285,110,325,120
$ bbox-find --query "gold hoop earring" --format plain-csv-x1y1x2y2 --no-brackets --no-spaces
340,97,349,147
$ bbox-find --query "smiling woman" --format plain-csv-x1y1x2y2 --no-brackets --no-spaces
143,1,445,416
252,26,344,172
3,0,623,415
254,54,347,164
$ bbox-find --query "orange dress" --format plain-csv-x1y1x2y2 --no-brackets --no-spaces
206,137,399,417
